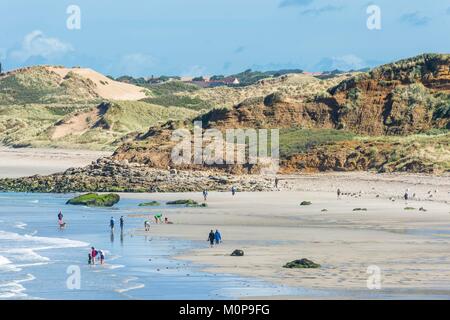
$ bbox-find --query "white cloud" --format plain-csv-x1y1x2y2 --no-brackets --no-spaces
9,30,73,63
116,53,157,76
0,48,6,60
315,54,367,71
182,65,207,77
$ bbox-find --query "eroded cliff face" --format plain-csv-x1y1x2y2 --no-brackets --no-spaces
108,54,450,175
200,54,450,135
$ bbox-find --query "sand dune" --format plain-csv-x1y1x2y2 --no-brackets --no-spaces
47,66,148,101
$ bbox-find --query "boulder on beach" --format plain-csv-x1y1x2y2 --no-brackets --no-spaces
66,193,120,207
166,199,198,205
231,249,244,256
139,201,161,207
283,258,320,269
166,199,207,207
300,201,312,206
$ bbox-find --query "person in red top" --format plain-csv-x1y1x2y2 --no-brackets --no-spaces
91,247,97,265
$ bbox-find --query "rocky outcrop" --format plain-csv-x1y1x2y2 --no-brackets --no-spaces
0,158,275,193
280,138,448,174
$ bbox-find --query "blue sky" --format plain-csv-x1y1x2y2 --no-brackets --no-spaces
1,0,450,76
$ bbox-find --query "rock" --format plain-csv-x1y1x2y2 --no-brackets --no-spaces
66,193,120,207
138,201,161,207
166,199,199,206
283,258,320,269
231,249,244,257
300,201,312,206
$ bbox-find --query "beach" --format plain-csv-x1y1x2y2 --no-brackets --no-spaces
1,171,450,299
0,147,111,178
123,172,450,299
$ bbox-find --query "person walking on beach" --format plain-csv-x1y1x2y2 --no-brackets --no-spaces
231,186,236,196
207,230,215,248
110,217,115,232
119,216,124,232
275,177,279,189
214,229,222,245
58,211,63,222
203,189,208,201
144,220,151,231
337,188,341,200
91,247,97,265
88,253,92,265
404,190,409,203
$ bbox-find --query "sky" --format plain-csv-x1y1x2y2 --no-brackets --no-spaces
1,0,450,77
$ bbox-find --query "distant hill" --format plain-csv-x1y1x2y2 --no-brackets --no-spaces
0,66,196,150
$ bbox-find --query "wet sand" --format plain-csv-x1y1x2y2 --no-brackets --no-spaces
124,172,450,299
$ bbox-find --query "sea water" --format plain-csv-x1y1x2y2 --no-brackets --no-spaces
0,193,316,300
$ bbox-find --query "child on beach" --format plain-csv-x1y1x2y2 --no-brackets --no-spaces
99,250,105,265
91,247,97,265
164,217,173,224
88,253,92,265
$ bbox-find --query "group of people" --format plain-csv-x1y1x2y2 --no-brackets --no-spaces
202,187,237,201
143,214,172,231
109,216,125,232
207,229,222,247
88,246,105,265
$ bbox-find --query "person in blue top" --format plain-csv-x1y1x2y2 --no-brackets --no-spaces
214,229,222,245
110,217,115,231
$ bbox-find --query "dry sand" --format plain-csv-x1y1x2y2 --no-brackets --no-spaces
0,147,111,178
124,172,450,299
47,66,148,100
